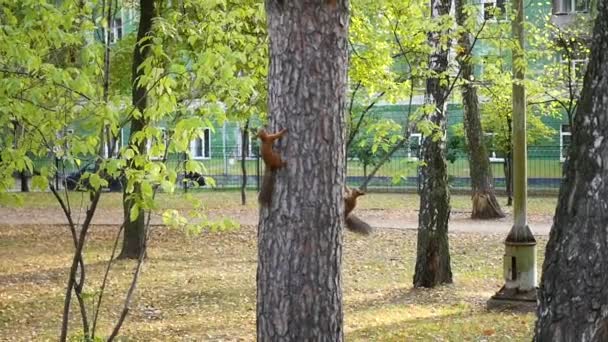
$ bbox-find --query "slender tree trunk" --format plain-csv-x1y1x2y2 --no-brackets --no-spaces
119,0,154,259
12,122,29,192
241,120,250,205
19,170,29,192
455,0,504,219
535,3,608,340
504,150,512,206
413,0,453,288
257,0,348,340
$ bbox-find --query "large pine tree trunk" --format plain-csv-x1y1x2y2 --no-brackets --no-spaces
535,2,608,340
413,0,453,288
257,0,349,340
455,0,504,219
119,0,154,260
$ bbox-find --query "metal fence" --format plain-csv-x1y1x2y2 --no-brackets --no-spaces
344,145,564,192
19,145,566,193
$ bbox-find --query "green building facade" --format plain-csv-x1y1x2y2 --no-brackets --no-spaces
49,0,587,191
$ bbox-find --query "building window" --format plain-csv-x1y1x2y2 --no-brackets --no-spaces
56,129,74,155
570,58,588,81
483,0,507,21
483,132,504,162
190,128,211,160
407,132,422,159
560,124,571,161
109,17,123,43
237,128,255,159
148,128,168,160
104,129,122,158
553,0,589,15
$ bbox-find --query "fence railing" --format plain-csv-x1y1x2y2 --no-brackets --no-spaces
17,145,566,192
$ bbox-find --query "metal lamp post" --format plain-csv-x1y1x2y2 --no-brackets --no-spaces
488,0,537,310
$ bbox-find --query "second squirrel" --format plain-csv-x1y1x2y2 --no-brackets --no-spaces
258,128,287,206
344,187,374,235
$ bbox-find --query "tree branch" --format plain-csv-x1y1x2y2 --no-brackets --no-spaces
0,68,93,102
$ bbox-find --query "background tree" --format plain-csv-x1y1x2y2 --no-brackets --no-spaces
257,0,349,340
478,59,559,203
413,0,453,288
529,13,592,132
119,0,267,257
455,0,504,219
240,119,250,205
0,1,131,339
0,0,260,338
347,0,427,188
535,0,608,339
119,0,155,260
348,113,402,180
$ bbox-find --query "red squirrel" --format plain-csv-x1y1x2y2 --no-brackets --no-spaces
344,187,373,235
258,128,287,206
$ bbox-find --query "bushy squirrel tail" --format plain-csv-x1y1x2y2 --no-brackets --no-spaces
258,169,275,206
345,214,373,235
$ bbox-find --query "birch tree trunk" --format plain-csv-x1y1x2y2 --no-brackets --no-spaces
455,0,505,219
413,0,453,288
535,2,608,340
257,0,349,340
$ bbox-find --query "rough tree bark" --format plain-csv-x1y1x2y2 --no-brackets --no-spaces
257,0,349,340
413,0,453,288
534,2,608,340
119,0,155,259
455,0,505,219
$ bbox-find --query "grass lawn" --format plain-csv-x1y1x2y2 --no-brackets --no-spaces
1,190,559,217
0,224,543,341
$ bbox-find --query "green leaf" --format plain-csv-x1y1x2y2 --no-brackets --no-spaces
130,203,140,222
31,175,48,190
89,173,102,190
141,181,153,199
204,176,216,188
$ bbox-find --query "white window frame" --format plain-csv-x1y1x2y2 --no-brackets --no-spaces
560,124,571,162
570,58,588,82
148,127,168,160
407,133,422,159
104,129,122,158
57,129,74,155
190,128,211,160
483,132,505,163
109,12,123,44
553,0,589,15
236,128,255,159
481,0,509,22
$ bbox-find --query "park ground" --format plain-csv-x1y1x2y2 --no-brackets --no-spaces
0,191,556,341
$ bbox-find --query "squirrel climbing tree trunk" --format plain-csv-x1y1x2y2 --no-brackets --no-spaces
535,1,608,339
413,0,453,288
455,0,505,219
257,0,349,340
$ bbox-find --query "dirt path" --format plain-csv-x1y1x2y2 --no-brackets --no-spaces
0,206,553,235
